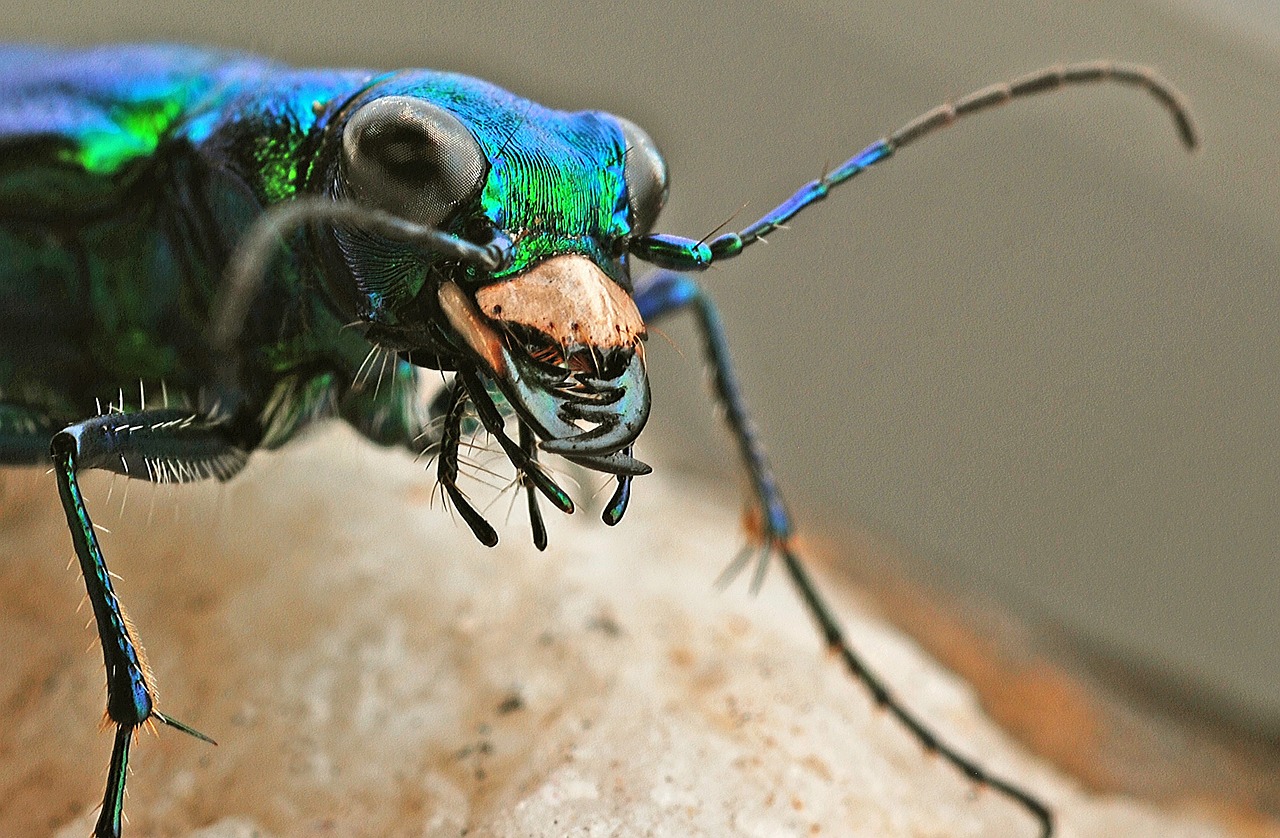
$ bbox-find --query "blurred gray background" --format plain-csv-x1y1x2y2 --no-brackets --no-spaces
7,1,1277,732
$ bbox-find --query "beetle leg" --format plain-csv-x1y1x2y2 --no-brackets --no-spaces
633,270,792,582
632,270,1053,838
49,408,242,838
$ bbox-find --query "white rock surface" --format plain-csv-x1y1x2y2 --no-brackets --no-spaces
0,427,1236,837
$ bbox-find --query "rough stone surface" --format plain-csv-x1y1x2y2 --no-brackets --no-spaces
0,427,1238,837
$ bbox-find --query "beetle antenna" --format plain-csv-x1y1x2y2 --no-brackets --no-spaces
209,198,513,393
631,61,1197,271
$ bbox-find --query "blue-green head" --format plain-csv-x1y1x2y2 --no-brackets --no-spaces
317,71,668,475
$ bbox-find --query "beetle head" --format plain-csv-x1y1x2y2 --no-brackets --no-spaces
327,77,668,480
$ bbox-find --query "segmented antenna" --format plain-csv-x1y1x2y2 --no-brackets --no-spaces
207,198,512,394
631,60,1197,270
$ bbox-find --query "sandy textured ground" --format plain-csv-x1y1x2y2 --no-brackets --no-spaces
0,427,1245,837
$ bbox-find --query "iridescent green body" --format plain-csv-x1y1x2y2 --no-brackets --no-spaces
0,44,1191,838
0,44,633,451
0,46,657,838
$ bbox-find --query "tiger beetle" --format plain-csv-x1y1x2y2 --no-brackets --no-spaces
0,45,1196,837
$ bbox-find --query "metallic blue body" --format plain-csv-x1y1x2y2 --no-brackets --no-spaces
0,45,1192,838
0,45,650,838
0,44,632,447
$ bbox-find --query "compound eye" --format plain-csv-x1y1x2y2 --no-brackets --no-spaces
616,116,668,236
341,95,488,229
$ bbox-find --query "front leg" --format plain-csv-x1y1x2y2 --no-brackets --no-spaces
633,270,1053,838
633,270,792,589
50,408,245,838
